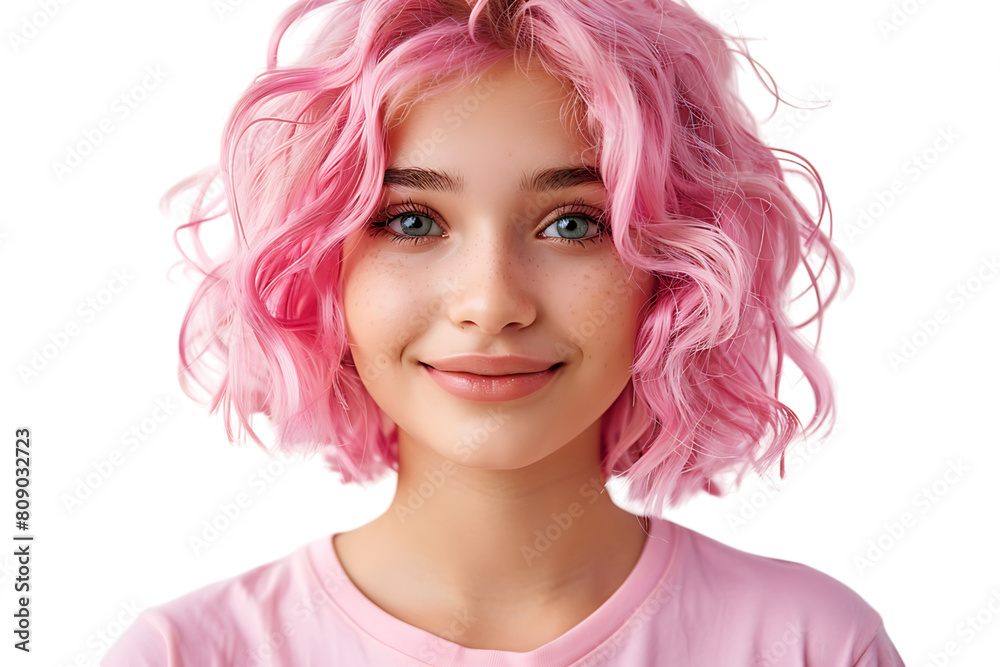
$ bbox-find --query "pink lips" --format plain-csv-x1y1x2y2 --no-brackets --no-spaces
421,361,562,402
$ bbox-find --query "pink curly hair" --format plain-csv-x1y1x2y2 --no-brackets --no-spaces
164,0,850,514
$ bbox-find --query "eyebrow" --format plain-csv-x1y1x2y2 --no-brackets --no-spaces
382,165,604,194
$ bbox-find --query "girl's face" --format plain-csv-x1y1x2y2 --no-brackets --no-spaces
341,57,656,471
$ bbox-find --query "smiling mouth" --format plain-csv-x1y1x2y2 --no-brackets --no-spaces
419,362,565,402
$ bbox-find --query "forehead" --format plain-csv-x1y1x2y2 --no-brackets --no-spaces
383,57,597,170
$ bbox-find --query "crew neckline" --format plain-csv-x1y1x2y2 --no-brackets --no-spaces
306,515,677,666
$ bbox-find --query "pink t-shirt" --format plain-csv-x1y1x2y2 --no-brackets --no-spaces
101,517,905,666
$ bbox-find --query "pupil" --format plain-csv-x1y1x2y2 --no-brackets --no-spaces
560,217,585,239
401,215,426,235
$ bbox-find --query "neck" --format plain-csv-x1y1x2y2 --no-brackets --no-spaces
359,421,650,611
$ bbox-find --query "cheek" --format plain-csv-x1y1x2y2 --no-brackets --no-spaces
343,248,401,355
342,249,437,372
582,261,651,353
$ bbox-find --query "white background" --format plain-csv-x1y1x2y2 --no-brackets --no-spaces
2,0,998,665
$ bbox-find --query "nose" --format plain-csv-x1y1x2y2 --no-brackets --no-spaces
444,229,537,335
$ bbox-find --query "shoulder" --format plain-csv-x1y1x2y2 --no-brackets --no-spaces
161,538,318,629
101,537,324,666
669,519,880,619
659,519,901,665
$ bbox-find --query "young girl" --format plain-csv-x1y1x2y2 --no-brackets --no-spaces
104,0,905,664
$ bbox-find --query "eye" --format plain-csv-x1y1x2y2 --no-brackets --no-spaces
540,213,604,245
367,199,444,246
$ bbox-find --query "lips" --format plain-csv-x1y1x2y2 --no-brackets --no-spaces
420,360,563,402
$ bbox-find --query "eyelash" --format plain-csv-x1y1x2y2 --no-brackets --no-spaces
366,197,609,248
